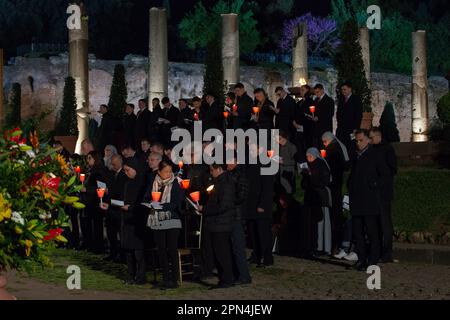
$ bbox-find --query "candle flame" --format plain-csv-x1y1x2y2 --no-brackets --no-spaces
299,78,307,86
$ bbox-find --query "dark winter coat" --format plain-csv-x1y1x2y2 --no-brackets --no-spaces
202,101,224,132
227,165,249,222
336,94,363,145
257,99,275,130
233,93,253,130
347,146,390,216
246,162,275,220
204,172,236,233
325,140,349,190
275,94,297,137
301,158,332,208
372,142,397,202
313,94,335,137
135,108,151,145
123,112,137,148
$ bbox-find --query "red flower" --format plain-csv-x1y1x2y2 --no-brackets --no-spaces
27,172,44,186
45,177,61,192
43,228,63,241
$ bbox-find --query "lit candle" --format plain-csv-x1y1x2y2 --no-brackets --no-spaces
206,185,214,193
267,150,275,158
178,161,184,170
309,105,316,115
320,149,327,158
194,113,199,121
299,78,307,86
223,111,229,119
79,173,85,183
152,191,162,202
252,106,260,114
97,188,105,205
189,191,200,204
232,104,238,112
75,166,81,174
180,179,190,190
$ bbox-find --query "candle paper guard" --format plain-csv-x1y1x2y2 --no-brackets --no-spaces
152,191,162,202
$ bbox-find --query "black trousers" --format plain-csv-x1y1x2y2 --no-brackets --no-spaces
248,218,273,265
67,206,80,247
126,249,146,282
330,184,345,252
294,132,307,163
154,229,180,282
80,207,104,252
210,232,233,285
352,215,380,265
201,227,215,277
380,201,394,258
106,209,122,257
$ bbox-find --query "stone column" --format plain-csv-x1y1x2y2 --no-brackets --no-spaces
222,13,240,89
69,8,89,154
292,23,308,87
148,7,168,108
359,27,370,83
0,49,4,128
411,30,429,142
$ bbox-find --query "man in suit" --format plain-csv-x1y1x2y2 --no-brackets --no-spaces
104,154,128,262
97,104,117,155
310,84,335,148
203,93,224,133
160,97,180,147
336,82,363,150
275,87,297,141
348,129,390,271
135,99,151,147
123,103,137,149
369,127,398,263
176,98,192,131
233,83,253,130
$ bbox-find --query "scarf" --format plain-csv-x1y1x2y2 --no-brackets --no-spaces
148,173,176,226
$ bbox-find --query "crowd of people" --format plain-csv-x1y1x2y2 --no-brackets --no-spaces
54,81,398,289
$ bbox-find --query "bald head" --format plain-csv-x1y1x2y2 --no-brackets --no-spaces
110,154,123,172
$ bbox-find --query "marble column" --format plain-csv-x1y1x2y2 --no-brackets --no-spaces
69,7,89,154
148,7,168,108
292,23,308,87
411,30,429,142
359,27,371,83
222,13,240,89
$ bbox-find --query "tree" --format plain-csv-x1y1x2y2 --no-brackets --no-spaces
334,19,372,112
379,102,400,143
5,83,21,128
179,0,261,54
108,64,128,118
203,37,225,106
279,13,340,59
55,77,78,136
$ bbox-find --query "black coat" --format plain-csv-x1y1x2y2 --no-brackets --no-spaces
148,105,163,141
177,107,192,130
202,101,224,132
184,164,211,205
257,99,275,130
123,113,137,148
233,93,253,130
336,95,363,145
246,162,275,220
160,106,180,145
313,94,335,137
121,172,147,250
83,165,108,212
97,112,117,150
135,108,151,145
348,146,390,216
204,172,236,233
276,95,297,137
372,142,397,202
325,140,349,189
301,158,331,208
295,95,314,145
228,165,249,222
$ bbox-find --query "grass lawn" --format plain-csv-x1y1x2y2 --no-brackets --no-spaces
294,167,450,236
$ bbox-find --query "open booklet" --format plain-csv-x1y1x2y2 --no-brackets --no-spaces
185,197,202,216
111,199,125,207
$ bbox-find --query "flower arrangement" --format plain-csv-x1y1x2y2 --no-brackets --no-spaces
0,128,85,272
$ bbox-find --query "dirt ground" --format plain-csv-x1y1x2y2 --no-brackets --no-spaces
5,254,450,300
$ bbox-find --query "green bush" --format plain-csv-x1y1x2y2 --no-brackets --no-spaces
203,37,225,105
437,92,450,126
55,77,78,136
334,19,372,112
379,102,400,142
108,64,128,118
5,82,21,128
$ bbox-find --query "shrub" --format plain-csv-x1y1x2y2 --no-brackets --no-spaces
379,102,400,143
108,64,128,119
5,83,21,128
55,77,78,136
203,37,225,105
437,92,450,126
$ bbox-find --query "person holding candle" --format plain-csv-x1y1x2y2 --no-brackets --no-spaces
203,93,224,133
198,164,236,289
293,85,314,160
80,150,108,253
177,98,192,131
310,84,335,149
336,82,363,151
301,148,332,257
145,160,183,289
253,88,275,131
321,132,351,257
103,145,118,171
233,83,253,130
276,131,298,196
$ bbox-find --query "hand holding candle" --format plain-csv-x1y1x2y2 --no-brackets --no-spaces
267,150,275,158
97,188,105,205
309,105,316,115
252,106,260,114
75,166,81,174
320,149,327,158
190,191,200,206
223,111,229,119
79,173,85,184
